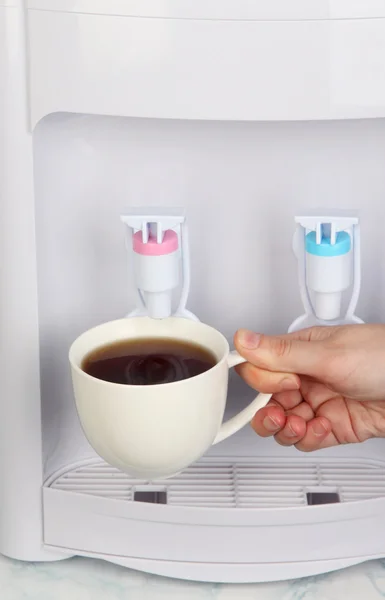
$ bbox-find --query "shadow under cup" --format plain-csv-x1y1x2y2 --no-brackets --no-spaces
69,317,232,480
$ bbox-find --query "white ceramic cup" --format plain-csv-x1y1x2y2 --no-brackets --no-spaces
69,317,272,479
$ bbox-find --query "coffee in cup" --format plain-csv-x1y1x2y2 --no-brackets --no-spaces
81,338,217,386
69,317,272,480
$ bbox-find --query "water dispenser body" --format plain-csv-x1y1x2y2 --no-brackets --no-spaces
2,0,385,583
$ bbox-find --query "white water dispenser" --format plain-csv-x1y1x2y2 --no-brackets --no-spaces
2,0,385,584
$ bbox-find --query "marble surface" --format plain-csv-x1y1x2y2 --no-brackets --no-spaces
2,555,385,599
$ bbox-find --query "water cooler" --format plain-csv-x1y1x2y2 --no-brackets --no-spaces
2,0,385,583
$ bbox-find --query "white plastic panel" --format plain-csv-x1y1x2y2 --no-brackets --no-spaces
0,3,69,563
49,458,385,508
44,455,385,579
331,1,385,18
41,551,376,584
33,114,385,477
26,0,385,20
43,458,385,563
28,11,385,125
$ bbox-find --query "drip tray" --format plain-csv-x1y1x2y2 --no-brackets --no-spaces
48,457,385,509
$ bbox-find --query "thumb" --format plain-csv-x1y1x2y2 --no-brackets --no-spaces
234,329,328,377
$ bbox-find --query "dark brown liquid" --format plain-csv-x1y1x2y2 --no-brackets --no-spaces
82,338,217,386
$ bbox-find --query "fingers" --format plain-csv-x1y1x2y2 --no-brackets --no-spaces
251,400,334,451
234,328,330,378
285,326,338,343
274,414,307,446
251,391,304,438
251,406,307,445
251,404,286,437
236,363,300,394
271,389,305,411
286,400,314,422
294,417,335,452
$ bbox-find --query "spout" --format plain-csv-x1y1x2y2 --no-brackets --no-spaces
133,229,179,319
314,291,342,321
144,291,173,319
305,230,352,322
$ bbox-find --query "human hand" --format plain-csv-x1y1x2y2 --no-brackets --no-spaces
234,324,385,451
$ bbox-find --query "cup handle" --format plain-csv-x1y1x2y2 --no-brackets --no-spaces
212,350,272,445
